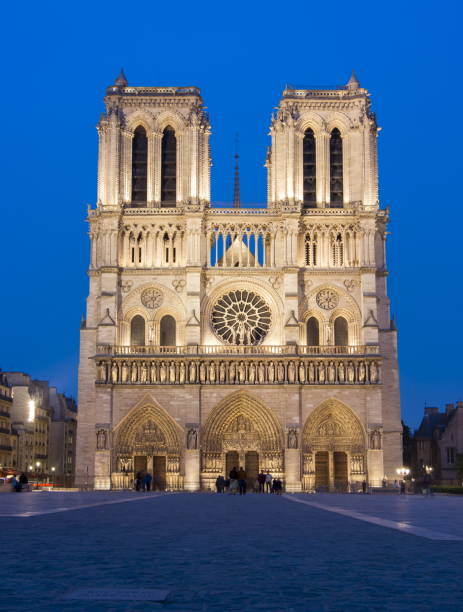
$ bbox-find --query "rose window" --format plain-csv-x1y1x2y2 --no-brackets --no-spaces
211,290,272,345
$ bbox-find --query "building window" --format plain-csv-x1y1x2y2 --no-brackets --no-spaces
160,315,176,346
304,234,318,266
331,233,344,267
330,128,343,207
131,126,148,204
130,315,145,346
161,126,176,205
334,316,348,346
447,447,456,464
307,317,320,346
303,128,316,207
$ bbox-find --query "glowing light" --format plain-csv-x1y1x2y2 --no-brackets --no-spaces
35,461,41,468
28,399,35,422
51,467,56,472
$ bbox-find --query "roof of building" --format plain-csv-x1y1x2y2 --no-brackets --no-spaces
415,411,452,439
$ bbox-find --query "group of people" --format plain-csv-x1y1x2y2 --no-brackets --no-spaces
215,468,284,495
10,473,29,492
134,471,154,491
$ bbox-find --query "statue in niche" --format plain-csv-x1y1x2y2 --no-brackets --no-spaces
277,362,285,383
358,362,366,383
97,362,106,382
288,361,296,383
338,361,345,383
249,362,256,384
150,361,158,383
159,361,167,383
298,361,306,383
111,362,118,384
219,362,226,383
199,362,206,384
328,362,336,384
267,361,275,383
189,361,197,383
96,429,107,450
308,362,315,383
287,428,298,449
258,362,265,384
370,362,378,384
318,362,326,384
209,361,216,383
229,361,236,383
187,428,198,450
179,361,186,384
347,361,355,383
130,362,138,383
370,428,381,450
238,361,246,383
169,361,176,383
121,362,129,383
140,362,148,383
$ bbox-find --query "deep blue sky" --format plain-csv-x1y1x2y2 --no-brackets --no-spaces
0,1,461,428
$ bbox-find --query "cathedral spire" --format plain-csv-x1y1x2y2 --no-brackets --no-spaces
115,68,128,88
346,70,360,91
233,133,241,208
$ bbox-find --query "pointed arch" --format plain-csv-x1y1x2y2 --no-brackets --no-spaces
330,128,343,207
302,399,366,452
132,126,148,204
303,128,316,207
161,126,177,205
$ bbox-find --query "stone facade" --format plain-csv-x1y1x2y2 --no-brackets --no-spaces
76,71,402,491
0,373,14,470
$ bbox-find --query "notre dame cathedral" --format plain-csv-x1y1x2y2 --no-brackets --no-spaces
75,70,402,491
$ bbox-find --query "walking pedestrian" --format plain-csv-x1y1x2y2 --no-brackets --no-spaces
361,479,367,494
229,467,239,495
257,471,266,493
144,472,153,492
135,471,142,491
215,475,225,493
265,471,273,493
400,480,406,495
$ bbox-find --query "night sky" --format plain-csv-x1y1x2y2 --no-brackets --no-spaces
1,1,461,428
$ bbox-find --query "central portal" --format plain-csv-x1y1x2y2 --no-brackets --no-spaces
225,450,260,487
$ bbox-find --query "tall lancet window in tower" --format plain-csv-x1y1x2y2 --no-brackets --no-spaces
303,129,316,207
161,126,177,205
131,126,148,204
330,128,343,207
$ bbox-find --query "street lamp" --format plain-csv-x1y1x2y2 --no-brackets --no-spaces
424,465,434,475
396,467,410,478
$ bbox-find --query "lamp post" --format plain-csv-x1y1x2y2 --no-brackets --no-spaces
396,467,410,478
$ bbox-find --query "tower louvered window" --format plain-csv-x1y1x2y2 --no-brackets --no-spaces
304,234,318,266
161,126,177,205
330,128,343,207
303,128,316,207
131,126,148,204
331,233,344,267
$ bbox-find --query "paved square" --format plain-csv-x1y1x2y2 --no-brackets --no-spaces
1,492,463,611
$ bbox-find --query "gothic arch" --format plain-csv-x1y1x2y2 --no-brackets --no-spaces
154,110,186,133
126,111,156,133
296,112,326,136
202,391,284,454
302,399,366,453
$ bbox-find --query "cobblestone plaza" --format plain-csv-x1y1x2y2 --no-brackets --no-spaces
2,492,463,611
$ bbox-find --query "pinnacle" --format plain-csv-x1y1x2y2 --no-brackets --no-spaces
115,68,128,87
347,70,360,90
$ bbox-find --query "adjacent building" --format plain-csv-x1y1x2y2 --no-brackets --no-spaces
0,373,14,470
76,71,402,491
49,388,77,486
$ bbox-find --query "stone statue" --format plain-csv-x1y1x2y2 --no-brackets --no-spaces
98,362,106,382
121,362,129,383
179,361,186,384
199,362,206,384
328,361,336,384
288,361,295,383
338,361,345,383
347,361,355,383
209,361,216,383
318,362,325,384
308,362,315,384
358,361,366,383
298,361,306,383
219,361,226,383
287,428,298,449
96,429,107,450
131,362,138,383
229,361,236,383
189,361,197,383
140,362,148,383
169,361,176,383
248,362,256,384
111,362,118,384
238,361,246,383
370,428,381,450
277,361,285,383
187,428,198,450
370,362,378,384
258,362,265,384
267,361,275,383
150,361,158,383
160,361,167,383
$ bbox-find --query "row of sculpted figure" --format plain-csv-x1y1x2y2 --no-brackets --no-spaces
97,359,379,385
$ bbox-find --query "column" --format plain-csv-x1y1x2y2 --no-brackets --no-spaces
285,448,302,492
328,451,335,491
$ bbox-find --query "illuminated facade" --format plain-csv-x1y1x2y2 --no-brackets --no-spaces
76,71,402,491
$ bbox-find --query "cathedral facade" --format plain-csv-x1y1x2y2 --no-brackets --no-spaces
76,71,402,491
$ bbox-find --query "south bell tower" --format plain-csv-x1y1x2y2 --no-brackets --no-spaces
76,72,401,491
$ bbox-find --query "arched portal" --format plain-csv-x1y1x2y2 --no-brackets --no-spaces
112,401,182,490
302,400,366,492
201,391,284,489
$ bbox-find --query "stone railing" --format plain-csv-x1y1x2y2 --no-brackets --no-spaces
96,344,379,357
96,356,380,386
